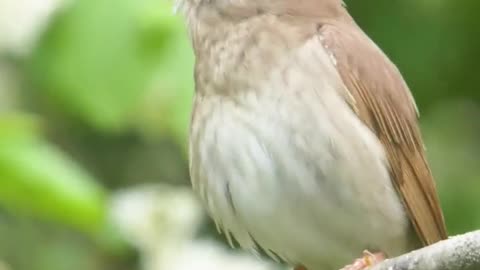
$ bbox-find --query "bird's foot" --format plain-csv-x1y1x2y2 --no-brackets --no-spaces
339,250,386,270
294,265,307,270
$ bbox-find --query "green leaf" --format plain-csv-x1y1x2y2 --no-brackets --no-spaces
28,0,184,133
0,114,106,234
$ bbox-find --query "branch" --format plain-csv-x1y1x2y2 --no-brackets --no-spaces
371,230,480,270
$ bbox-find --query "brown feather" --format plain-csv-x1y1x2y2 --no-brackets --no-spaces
317,18,448,245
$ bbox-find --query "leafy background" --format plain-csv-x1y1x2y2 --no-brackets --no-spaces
0,0,478,269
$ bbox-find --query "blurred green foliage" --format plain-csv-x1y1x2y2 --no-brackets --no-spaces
0,0,479,270
0,114,105,233
29,0,193,143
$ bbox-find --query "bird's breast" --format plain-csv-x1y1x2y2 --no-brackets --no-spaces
189,36,416,269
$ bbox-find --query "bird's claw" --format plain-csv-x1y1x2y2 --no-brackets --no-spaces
339,250,386,270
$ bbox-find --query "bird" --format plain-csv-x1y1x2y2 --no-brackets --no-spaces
175,0,448,269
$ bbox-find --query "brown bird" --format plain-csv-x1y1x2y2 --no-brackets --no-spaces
176,0,448,269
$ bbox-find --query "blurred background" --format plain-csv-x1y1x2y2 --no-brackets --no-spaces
0,0,478,269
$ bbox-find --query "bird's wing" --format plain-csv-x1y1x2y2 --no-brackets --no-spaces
318,22,447,245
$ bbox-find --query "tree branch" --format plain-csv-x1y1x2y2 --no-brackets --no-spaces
371,230,480,270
